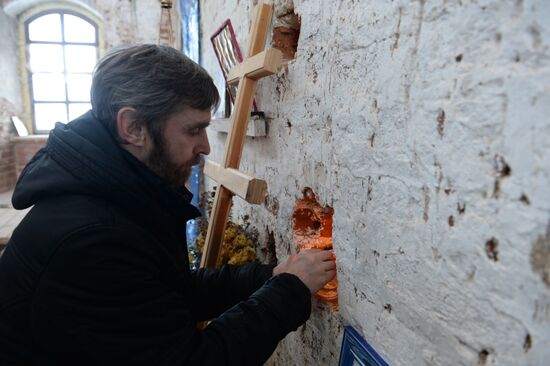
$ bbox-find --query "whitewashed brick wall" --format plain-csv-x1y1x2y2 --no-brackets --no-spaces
201,1,550,365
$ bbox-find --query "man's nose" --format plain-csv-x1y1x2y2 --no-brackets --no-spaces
199,132,210,156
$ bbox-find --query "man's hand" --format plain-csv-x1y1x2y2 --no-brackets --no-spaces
273,249,336,294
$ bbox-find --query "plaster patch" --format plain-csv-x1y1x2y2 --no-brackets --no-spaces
494,155,511,177
492,155,511,199
437,109,445,137
369,132,375,147
448,215,455,227
530,223,550,288
533,297,550,323
261,227,278,265
523,333,532,353
478,349,490,365
457,201,466,215
423,185,430,222
519,193,530,205
485,238,499,262
390,7,402,53
264,194,280,216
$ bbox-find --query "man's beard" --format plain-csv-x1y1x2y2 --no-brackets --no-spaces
144,140,194,191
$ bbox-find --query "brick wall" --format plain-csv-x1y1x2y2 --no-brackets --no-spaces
13,136,47,179
0,140,15,193
0,100,47,193
0,99,16,193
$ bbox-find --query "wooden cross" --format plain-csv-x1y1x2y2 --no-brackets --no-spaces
200,3,283,268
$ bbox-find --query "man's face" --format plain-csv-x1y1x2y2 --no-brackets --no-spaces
144,107,211,190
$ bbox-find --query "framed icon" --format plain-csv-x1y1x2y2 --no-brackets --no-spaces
339,326,389,366
210,19,258,115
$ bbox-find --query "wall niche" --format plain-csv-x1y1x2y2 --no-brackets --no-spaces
292,187,338,310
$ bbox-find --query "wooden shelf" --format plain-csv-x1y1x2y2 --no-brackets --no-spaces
210,114,266,137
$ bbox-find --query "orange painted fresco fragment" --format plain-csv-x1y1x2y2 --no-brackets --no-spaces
292,188,338,310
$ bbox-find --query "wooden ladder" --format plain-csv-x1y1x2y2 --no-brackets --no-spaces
200,3,283,269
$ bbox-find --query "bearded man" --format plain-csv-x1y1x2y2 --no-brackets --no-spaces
0,44,335,365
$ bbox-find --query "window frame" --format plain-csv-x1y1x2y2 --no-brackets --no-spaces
18,3,104,135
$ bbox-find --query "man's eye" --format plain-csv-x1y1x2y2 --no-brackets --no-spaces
189,128,201,135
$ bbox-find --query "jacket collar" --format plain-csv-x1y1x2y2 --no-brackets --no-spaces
27,111,201,237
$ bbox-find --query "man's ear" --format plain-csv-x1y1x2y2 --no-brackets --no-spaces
116,107,147,147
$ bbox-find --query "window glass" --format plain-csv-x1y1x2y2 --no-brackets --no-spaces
34,103,68,130
32,73,66,101
68,103,91,120
29,44,64,73
64,45,97,72
64,14,96,43
28,13,62,42
26,11,99,132
66,74,92,101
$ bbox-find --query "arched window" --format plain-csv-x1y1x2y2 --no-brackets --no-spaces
24,10,99,133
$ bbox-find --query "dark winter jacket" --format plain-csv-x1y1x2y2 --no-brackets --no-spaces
0,111,311,365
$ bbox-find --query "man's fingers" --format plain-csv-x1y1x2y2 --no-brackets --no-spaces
323,269,337,282
321,259,336,272
306,249,333,261
301,248,323,254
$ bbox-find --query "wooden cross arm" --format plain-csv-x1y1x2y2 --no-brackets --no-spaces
204,160,267,204
226,48,283,86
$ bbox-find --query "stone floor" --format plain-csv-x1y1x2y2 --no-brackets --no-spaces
0,190,13,208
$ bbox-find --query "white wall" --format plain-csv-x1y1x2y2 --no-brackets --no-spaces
0,7,22,112
200,1,550,365
93,0,180,50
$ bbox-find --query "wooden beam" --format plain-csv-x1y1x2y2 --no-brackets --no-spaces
200,185,233,268
204,160,267,204
246,3,273,57
201,78,258,267
224,78,259,168
200,4,274,269
221,4,274,169
226,48,283,86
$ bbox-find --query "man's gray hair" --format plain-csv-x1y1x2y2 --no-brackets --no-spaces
91,44,220,144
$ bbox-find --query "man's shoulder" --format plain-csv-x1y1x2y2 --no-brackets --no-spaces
5,194,161,277
10,194,142,258
20,194,119,233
